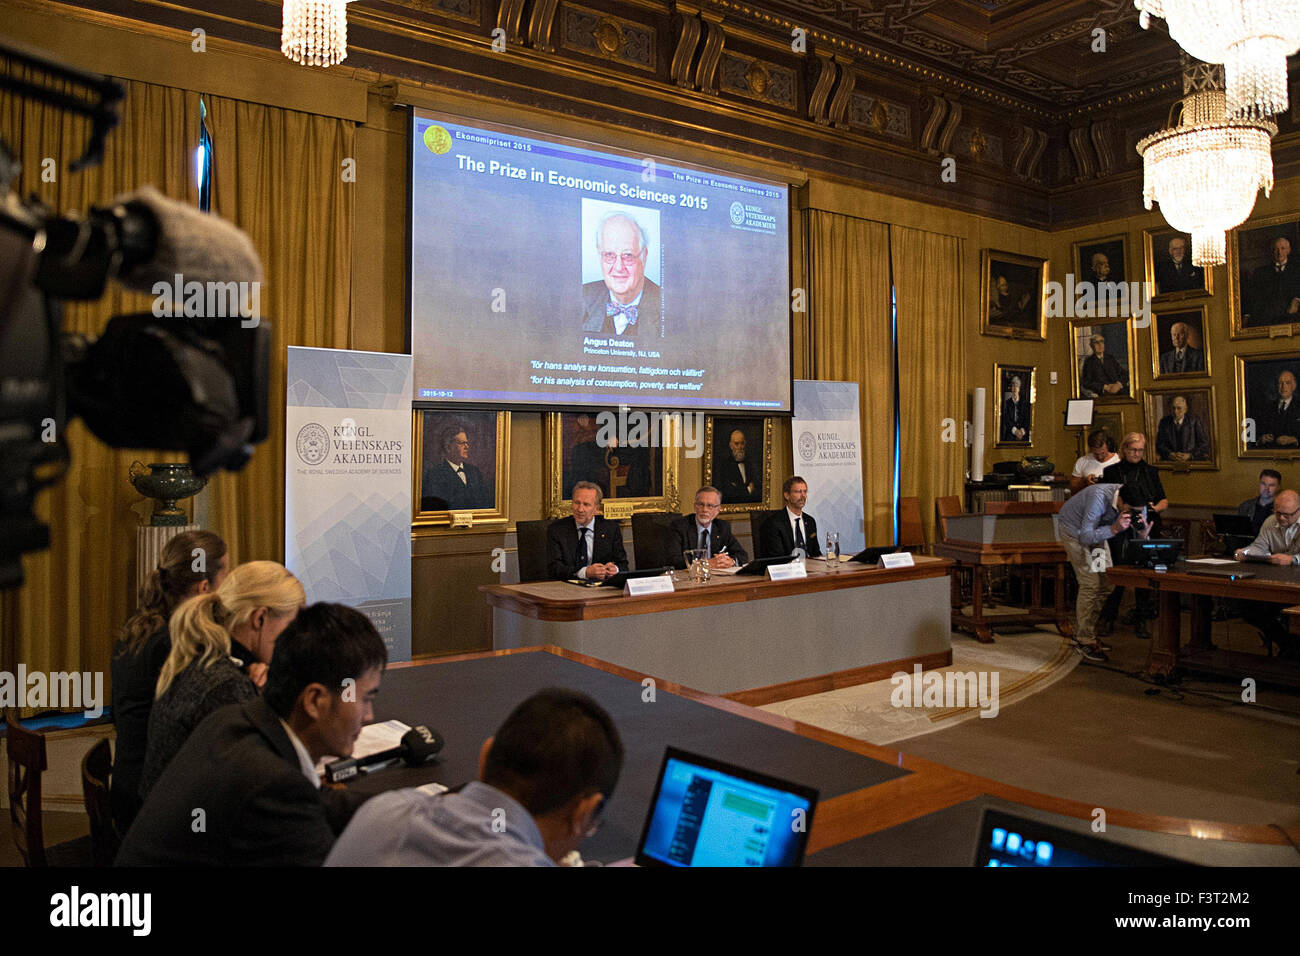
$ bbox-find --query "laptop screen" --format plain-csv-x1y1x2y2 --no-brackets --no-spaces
974,809,1185,867
635,747,818,867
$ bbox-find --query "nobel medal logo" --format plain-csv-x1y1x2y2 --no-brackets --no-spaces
296,423,329,465
798,430,817,463
423,125,452,155
729,201,745,226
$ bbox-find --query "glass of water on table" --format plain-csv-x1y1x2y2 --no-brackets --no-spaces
824,531,840,571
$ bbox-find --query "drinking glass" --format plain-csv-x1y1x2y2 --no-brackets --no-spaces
825,531,840,570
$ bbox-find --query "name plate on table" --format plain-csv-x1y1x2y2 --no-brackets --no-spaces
768,562,808,581
878,552,915,569
625,576,675,597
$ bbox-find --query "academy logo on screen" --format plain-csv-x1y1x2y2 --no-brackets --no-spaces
729,202,778,233
729,201,745,225
296,423,329,465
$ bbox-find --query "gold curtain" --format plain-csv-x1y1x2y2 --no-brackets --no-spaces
1,76,354,686
891,224,965,544
805,210,895,544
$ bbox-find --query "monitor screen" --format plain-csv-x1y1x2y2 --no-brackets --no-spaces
636,748,817,867
408,110,792,411
975,809,1185,867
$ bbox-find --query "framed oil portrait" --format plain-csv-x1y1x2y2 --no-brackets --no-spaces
1070,317,1137,403
703,416,773,513
1143,227,1211,302
545,409,680,517
1072,233,1130,311
1149,305,1211,381
992,363,1035,447
1228,213,1300,337
980,249,1048,340
413,409,510,527
1236,352,1300,458
1143,386,1219,470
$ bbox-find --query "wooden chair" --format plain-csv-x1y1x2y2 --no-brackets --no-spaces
748,509,777,558
631,511,679,569
934,495,962,543
4,709,93,866
515,519,552,583
5,707,47,867
81,738,119,867
897,496,926,553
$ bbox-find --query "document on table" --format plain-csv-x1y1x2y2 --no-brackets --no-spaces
1185,558,1236,565
314,719,411,775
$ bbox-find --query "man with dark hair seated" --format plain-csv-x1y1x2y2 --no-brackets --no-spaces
325,688,624,866
116,603,387,866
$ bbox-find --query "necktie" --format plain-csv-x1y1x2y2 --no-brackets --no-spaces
794,518,805,550
454,465,466,485
699,527,710,557
577,527,588,568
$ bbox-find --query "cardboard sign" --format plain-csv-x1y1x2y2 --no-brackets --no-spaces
625,575,675,596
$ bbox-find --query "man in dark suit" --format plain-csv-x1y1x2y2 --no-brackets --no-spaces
1154,236,1203,294
717,429,760,503
1239,468,1281,535
1155,396,1210,461
422,425,489,511
668,486,749,569
116,603,387,866
1256,370,1300,448
1000,376,1030,442
580,211,661,339
759,475,822,558
1157,321,1205,374
546,481,630,581
1245,237,1300,327
1079,333,1128,398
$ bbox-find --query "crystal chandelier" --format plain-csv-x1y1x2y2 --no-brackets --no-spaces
1136,57,1276,266
1135,0,1300,119
282,0,354,68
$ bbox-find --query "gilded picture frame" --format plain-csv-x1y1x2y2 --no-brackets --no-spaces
544,409,681,518
1143,227,1212,303
980,249,1048,340
413,409,511,529
1228,212,1300,338
1235,351,1300,459
1148,304,1211,382
703,415,774,514
992,363,1036,448
1142,385,1219,471
1070,317,1138,403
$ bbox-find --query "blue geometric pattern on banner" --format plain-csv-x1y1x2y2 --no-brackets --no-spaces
287,349,413,409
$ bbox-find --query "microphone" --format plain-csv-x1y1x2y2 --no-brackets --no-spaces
31,185,263,302
324,725,445,784
115,186,264,292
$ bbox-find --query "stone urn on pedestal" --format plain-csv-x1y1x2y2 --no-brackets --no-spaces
128,461,208,526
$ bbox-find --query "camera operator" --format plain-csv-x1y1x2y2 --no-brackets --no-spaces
1057,481,1152,662
1096,432,1168,639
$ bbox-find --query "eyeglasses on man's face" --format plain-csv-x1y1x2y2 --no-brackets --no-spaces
601,251,642,268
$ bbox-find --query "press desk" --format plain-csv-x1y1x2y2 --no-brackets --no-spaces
1105,561,1300,688
478,556,953,704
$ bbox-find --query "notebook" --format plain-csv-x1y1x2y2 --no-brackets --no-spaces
634,747,818,867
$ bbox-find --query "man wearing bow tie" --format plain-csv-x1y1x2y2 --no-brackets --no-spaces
581,211,661,339
422,425,490,510
546,481,629,581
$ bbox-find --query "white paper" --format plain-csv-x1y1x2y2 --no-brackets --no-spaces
314,719,411,775
768,562,808,581
625,576,675,596
416,782,449,797
1185,558,1236,565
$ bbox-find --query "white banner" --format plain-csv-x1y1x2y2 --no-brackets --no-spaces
792,380,866,555
285,348,413,661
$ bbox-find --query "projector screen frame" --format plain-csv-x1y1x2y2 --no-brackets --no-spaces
404,106,795,415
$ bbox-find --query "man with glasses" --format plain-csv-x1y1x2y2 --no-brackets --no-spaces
422,424,489,511
1234,489,1300,658
326,689,624,866
581,210,661,339
669,486,748,570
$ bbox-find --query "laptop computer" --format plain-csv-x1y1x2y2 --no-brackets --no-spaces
974,808,1185,867
1212,513,1254,537
634,747,818,867
735,554,797,576
1124,538,1182,570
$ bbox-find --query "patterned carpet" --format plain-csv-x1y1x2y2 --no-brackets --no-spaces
759,629,1079,746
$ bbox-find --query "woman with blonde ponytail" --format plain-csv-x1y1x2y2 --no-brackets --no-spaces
138,560,305,802
111,530,228,832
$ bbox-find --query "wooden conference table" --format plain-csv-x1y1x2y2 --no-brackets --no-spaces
348,647,1297,865
479,556,953,705
1107,560,1300,688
